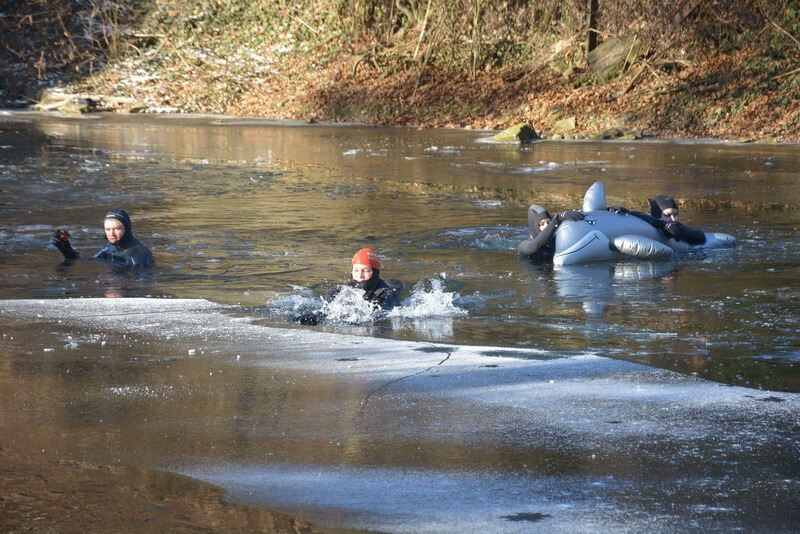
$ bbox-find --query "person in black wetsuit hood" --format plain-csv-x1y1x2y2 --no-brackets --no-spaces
51,209,154,268
294,247,399,325
517,204,584,261
609,195,706,246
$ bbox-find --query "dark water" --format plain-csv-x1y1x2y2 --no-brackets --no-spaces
1,112,799,392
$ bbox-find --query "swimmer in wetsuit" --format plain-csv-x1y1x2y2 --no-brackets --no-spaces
609,195,706,246
517,205,584,261
294,247,399,325
51,209,154,268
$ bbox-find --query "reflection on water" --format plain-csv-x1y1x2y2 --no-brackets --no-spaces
1,112,799,393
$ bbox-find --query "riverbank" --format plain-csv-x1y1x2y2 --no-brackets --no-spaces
2,1,798,142
20,44,800,144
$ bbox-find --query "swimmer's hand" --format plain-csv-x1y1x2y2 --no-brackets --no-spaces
554,210,584,224
50,229,79,259
662,221,679,237
608,205,631,215
293,311,323,325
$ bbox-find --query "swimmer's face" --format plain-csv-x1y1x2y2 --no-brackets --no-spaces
660,208,679,224
539,218,552,232
104,218,125,244
352,263,373,282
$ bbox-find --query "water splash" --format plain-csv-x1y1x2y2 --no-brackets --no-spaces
268,286,320,315
274,276,467,327
390,276,467,319
320,286,382,325
269,285,382,325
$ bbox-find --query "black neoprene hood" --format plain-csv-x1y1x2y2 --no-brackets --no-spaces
650,195,678,218
528,204,552,237
104,208,135,247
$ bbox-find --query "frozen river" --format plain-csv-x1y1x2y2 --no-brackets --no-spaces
1,298,798,532
1,113,799,531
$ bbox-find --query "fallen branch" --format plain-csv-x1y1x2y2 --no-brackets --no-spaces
1,42,25,59
619,38,678,97
621,82,721,100
770,19,800,49
620,63,647,95
772,66,800,81
675,0,703,23
291,15,318,34
157,24,191,70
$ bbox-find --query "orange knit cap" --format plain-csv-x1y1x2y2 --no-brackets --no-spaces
351,248,382,270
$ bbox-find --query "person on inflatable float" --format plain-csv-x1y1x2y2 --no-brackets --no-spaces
294,247,399,325
609,195,706,246
50,208,154,268
518,205,584,261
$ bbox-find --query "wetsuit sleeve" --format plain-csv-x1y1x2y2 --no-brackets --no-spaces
376,288,399,311
128,243,154,267
626,210,665,229
517,219,557,257
92,241,154,267
556,210,584,222
324,286,342,302
92,245,136,267
625,210,706,245
664,222,707,245
92,245,113,261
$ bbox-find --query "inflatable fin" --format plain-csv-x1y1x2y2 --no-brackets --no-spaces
613,234,673,259
582,181,607,212
554,229,615,266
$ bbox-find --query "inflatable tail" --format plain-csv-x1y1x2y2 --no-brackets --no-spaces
668,232,737,251
703,232,736,248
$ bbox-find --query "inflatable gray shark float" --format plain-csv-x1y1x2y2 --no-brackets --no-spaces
553,181,736,266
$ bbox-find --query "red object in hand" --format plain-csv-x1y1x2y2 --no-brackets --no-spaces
56,229,70,241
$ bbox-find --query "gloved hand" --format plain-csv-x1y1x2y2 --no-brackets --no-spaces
651,218,667,231
662,221,678,236
50,229,79,259
293,311,323,325
554,210,584,224
608,205,631,215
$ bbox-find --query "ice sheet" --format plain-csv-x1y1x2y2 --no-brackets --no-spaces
2,297,798,533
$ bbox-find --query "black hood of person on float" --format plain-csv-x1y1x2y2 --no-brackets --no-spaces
650,195,678,218
527,205,552,237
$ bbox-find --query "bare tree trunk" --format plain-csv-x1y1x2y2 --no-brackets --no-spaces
587,0,599,53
